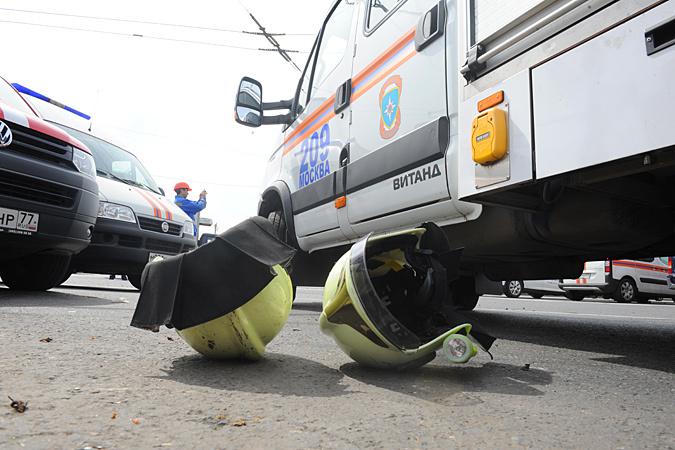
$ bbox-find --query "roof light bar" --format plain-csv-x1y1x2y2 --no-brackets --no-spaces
12,83,91,120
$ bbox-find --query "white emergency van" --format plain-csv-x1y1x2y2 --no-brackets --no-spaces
560,258,675,303
234,0,675,310
51,124,197,289
16,88,197,289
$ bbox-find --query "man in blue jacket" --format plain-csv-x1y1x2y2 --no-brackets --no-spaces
174,181,207,234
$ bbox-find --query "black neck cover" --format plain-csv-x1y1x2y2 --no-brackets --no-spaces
130,216,296,331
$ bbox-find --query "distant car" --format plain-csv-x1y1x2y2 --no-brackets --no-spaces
502,279,564,299
0,76,98,290
560,258,675,303
48,124,198,290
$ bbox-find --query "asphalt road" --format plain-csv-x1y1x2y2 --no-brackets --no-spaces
0,275,673,449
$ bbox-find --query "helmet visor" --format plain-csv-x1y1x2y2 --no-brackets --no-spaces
348,235,422,350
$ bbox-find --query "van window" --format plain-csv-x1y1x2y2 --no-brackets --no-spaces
296,44,318,116
0,77,36,116
311,0,354,92
52,123,161,195
367,0,405,30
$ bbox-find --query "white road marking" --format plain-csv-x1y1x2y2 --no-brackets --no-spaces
477,307,674,321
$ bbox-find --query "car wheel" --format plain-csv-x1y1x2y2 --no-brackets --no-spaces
0,254,71,291
564,291,585,301
613,278,638,303
57,271,72,287
504,280,523,298
267,210,297,302
127,273,143,291
451,276,479,311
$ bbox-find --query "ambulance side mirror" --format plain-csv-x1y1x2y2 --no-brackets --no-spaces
234,77,263,128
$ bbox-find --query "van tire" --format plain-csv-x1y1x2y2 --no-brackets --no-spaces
267,210,287,243
452,277,479,311
613,278,637,303
0,254,71,291
127,273,143,291
57,271,72,287
503,280,523,298
564,291,585,301
267,210,297,302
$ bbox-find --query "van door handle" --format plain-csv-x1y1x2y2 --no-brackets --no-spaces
645,16,675,55
415,1,446,52
334,79,352,114
339,143,350,168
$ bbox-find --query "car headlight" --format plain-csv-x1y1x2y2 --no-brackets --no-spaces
98,202,136,223
183,221,195,237
73,147,96,178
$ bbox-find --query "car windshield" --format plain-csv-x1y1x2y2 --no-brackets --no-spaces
0,76,37,116
53,123,161,194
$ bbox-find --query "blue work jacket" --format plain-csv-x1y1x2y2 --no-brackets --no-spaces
175,195,207,226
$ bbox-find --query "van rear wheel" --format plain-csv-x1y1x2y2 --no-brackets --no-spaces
564,291,585,301
504,280,523,298
613,278,637,303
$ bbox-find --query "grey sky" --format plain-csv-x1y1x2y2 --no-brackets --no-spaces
0,0,333,231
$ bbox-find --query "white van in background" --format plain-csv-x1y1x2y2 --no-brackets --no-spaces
560,258,675,303
51,123,197,289
15,86,197,289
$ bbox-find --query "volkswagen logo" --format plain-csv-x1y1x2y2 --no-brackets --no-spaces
161,221,170,233
0,121,12,148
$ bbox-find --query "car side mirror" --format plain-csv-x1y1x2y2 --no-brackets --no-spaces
234,77,263,128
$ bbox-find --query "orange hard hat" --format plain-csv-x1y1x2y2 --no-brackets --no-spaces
174,182,192,191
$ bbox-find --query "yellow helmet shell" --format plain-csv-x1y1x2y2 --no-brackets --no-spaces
319,233,434,369
320,229,478,369
177,265,293,360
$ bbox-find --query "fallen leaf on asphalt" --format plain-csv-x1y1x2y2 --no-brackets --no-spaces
131,418,141,425
159,443,172,447
166,336,174,341
39,337,53,343
111,412,118,420
232,419,247,427
521,363,531,371
8,396,28,413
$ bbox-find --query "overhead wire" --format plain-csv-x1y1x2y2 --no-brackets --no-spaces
0,19,308,53
235,0,302,72
0,7,314,36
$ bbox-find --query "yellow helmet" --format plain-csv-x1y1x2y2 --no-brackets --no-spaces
178,264,293,360
320,225,494,369
131,216,296,361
